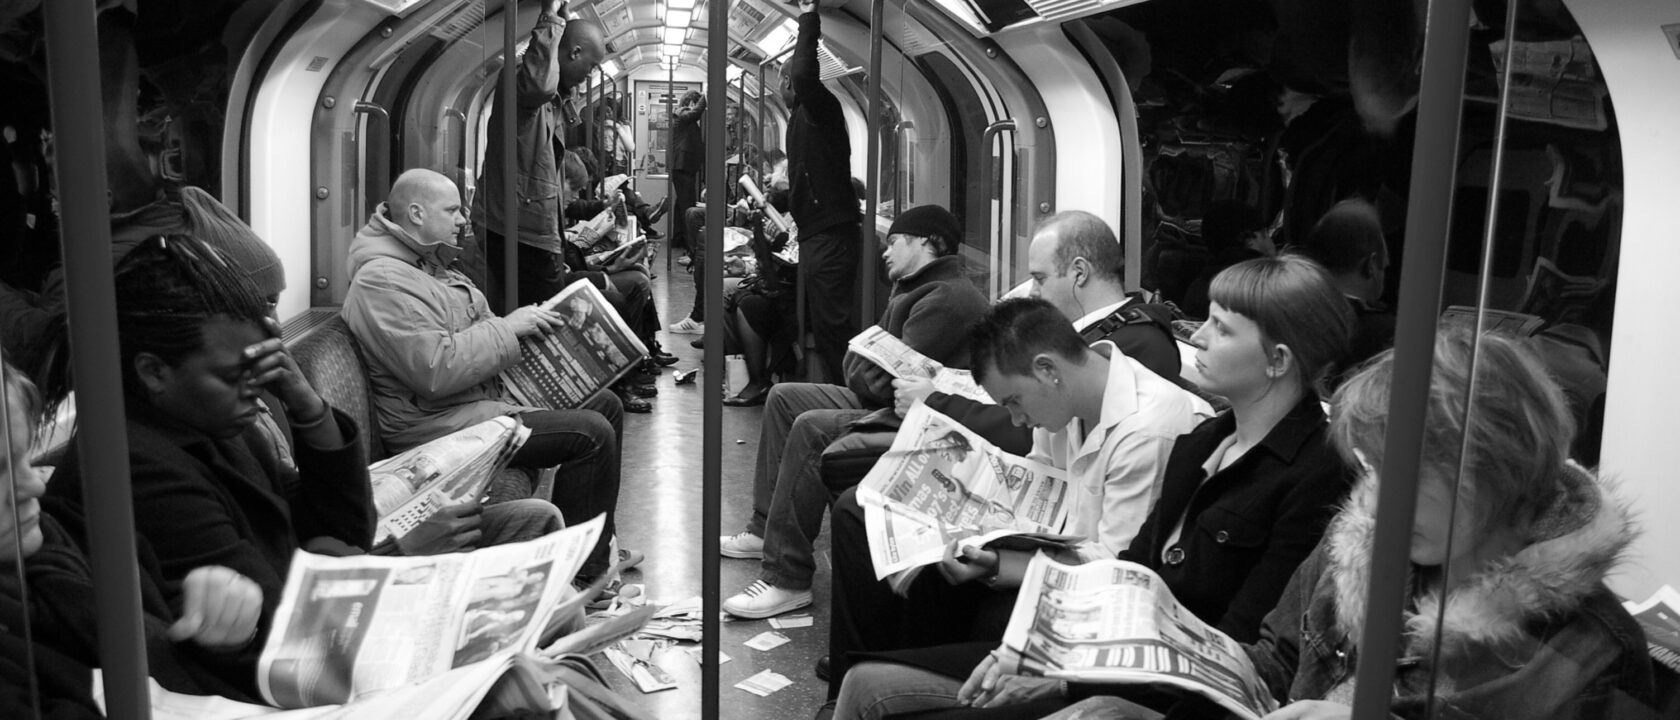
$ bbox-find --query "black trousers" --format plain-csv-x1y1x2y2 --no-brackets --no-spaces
482,228,567,315
670,169,700,252
800,225,861,384
826,485,1017,698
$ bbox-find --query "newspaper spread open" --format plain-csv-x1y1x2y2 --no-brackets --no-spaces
501,280,648,410
257,516,603,709
1624,585,1680,677
369,417,529,547
858,403,1069,580
847,325,992,404
1002,554,1277,720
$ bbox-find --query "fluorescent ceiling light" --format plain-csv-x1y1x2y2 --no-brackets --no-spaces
668,0,696,9
727,65,742,80
600,59,622,77
666,9,692,27
662,43,682,57
663,27,686,45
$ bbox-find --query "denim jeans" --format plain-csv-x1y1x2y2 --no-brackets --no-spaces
512,390,623,578
833,661,964,720
744,382,867,590
481,499,565,545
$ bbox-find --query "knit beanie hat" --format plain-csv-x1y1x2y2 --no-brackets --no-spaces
179,186,286,297
887,204,962,257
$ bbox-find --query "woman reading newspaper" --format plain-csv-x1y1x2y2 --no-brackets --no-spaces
832,257,1357,719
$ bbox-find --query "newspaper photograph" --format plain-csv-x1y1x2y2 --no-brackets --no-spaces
369,417,529,547
1624,585,1680,677
1002,554,1277,720
847,326,993,403
501,280,648,410
858,403,1069,579
257,516,604,709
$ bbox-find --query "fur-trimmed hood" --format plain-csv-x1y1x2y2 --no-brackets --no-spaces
1324,462,1637,660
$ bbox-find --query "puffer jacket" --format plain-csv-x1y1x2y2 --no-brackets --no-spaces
1244,463,1656,719
472,8,566,252
341,206,535,453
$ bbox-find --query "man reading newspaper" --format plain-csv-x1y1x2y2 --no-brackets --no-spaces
825,297,1211,691
719,205,990,619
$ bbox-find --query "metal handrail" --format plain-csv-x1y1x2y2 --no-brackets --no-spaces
979,118,1017,298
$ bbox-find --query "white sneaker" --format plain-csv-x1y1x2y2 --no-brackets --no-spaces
668,317,705,335
723,580,812,619
720,531,764,559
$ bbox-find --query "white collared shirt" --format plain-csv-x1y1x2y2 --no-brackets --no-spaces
1029,341,1215,560
1071,298,1132,334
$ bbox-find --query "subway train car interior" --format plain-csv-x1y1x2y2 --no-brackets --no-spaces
2,0,1679,718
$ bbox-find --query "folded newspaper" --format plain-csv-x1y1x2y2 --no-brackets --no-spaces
369,417,529,548
857,403,1070,585
257,516,604,708
847,325,992,404
501,280,648,410
1002,554,1279,720
1624,585,1680,677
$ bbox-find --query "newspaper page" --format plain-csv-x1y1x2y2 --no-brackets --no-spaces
257,516,604,709
1488,37,1608,131
369,417,529,547
1001,554,1276,720
501,280,648,410
847,326,993,403
1624,585,1680,677
101,652,558,720
858,403,1069,579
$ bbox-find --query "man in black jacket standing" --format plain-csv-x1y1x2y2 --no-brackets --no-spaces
783,0,861,383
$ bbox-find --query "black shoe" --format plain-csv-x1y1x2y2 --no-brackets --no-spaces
644,196,670,224
625,383,658,398
689,338,704,349
649,351,680,367
722,388,768,407
615,388,653,412
814,655,831,682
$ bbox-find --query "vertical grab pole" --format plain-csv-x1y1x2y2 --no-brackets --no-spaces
1348,0,1473,717
499,0,518,312
860,0,883,323
666,60,676,273
41,2,152,718
703,1,727,717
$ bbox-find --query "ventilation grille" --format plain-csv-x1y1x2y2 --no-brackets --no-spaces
427,0,485,43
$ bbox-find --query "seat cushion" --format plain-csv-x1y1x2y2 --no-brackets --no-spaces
288,315,385,460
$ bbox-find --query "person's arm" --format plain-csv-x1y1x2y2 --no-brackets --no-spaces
285,406,376,553
789,0,842,119
515,2,566,108
343,263,524,400
1242,549,1324,707
925,392,1034,454
842,349,897,407
1080,430,1179,561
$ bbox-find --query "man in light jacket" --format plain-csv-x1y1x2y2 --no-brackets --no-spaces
342,169,626,588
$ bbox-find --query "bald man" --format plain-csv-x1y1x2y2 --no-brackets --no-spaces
469,0,609,313
342,169,628,588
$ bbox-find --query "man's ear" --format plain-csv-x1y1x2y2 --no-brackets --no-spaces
1030,353,1061,385
1069,257,1091,287
133,353,171,398
568,46,583,61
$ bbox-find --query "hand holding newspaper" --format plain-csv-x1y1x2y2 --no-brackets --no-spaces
1000,553,1278,720
369,417,529,548
858,404,1070,582
501,280,648,410
847,326,992,404
257,516,605,709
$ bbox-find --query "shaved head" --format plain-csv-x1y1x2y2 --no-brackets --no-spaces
387,169,467,247
558,20,608,89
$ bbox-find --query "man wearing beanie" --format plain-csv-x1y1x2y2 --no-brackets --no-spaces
719,204,989,619
781,0,863,384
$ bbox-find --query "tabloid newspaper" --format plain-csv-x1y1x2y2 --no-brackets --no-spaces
1002,554,1278,720
256,516,604,709
368,417,529,548
857,403,1070,584
846,325,992,404
501,280,648,410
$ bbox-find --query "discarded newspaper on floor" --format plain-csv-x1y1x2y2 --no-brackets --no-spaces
369,416,529,548
847,325,992,404
501,280,648,411
858,403,1070,581
1001,554,1277,720
257,516,604,708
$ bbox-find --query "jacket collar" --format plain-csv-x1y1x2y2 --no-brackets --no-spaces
1185,391,1325,466
891,255,967,295
1325,462,1634,660
352,205,458,276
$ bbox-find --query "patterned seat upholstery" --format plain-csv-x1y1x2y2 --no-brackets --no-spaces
288,315,386,461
